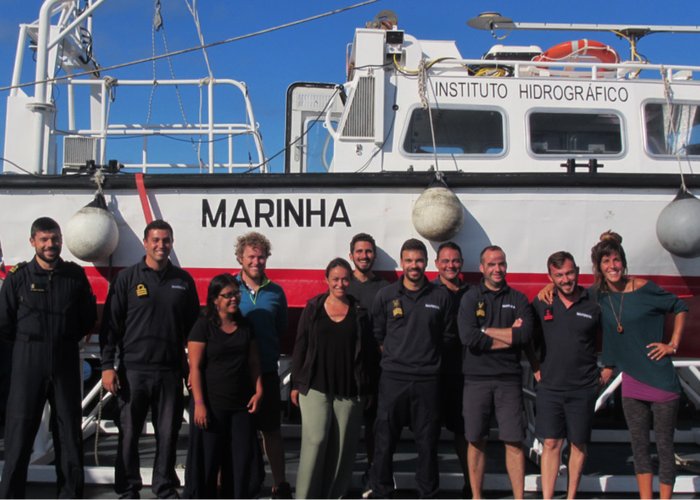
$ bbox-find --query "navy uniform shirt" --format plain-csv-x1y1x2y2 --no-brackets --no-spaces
372,278,455,379
101,258,200,372
532,288,600,391
458,280,533,381
0,258,96,345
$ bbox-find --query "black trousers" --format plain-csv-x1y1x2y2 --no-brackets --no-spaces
370,374,440,498
115,369,183,498
0,340,83,499
184,404,257,498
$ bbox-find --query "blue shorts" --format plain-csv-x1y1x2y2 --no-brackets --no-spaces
535,385,598,444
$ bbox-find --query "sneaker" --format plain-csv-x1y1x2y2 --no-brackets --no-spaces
271,481,292,499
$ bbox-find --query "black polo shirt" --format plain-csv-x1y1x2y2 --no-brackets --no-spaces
101,258,200,371
532,288,600,390
433,277,469,374
458,280,533,381
347,274,389,312
372,278,455,379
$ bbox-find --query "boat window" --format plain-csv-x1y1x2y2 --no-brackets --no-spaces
644,103,700,156
303,117,336,172
529,112,622,155
403,108,504,155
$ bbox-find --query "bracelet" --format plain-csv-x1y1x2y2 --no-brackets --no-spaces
668,343,678,354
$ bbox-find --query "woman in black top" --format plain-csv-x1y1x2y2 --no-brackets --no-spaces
291,258,378,499
184,273,263,498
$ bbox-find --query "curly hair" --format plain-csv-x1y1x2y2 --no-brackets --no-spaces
235,232,272,261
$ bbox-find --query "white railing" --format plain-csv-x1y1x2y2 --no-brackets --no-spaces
61,77,266,173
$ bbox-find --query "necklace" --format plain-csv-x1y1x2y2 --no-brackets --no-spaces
607,293,624,333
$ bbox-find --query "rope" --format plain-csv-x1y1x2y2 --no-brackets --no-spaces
418,59,439,172
184,0,213,78
146,0,159,126
661,67,689,192
93,385,104,466
0,0,379,93
145,0,201,166
91,168,105,196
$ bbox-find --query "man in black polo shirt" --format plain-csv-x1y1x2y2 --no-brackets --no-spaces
529,251,601,499
101,220,200,499
369,238,454,499
432,241,470,497
346,232,388,486
458,245,533,499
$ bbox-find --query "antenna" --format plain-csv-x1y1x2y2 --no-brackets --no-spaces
467,12,700,37
467,12,700,61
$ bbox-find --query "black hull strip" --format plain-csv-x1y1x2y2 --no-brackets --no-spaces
1,172,699,190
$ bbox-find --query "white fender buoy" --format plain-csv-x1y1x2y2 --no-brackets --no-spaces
65,193,119,262
412,176,464,241
656,189,700,258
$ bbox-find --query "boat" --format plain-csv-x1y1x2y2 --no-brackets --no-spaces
1,1,699,494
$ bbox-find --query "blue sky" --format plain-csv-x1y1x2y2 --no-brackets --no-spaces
2,0,700,172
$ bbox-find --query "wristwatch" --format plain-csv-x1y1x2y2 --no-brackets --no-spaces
480,326,487,334
668,342,678,354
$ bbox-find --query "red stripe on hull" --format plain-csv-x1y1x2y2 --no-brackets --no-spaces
73,266,700,358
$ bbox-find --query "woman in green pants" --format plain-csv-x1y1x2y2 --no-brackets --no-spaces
291,258,379,499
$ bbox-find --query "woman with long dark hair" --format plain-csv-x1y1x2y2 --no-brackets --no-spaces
591,231,687,499
291,258,378,499
184,273,263,498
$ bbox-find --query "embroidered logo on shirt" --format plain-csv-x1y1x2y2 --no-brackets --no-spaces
476,301,486,318
502,304,516,310
171,284,186,290
136,283,149,297
424,303,440,310
576,312,593,319
30,283,46,292
544,308,554,321
391,299,403,318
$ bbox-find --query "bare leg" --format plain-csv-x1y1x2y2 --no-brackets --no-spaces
467,440,487,499
659,481,674,500
566,442,587,499
504,441,525,499
540,438,563,499
262,429,286,487
454,433,469,492
635,472,653,500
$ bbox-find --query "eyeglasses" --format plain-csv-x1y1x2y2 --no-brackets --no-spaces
219,292,240,300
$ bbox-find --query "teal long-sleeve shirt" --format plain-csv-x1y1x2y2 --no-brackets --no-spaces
235,274,288,374
597,281,688,393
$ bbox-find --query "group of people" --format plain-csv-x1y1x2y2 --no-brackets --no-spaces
0,216,688,500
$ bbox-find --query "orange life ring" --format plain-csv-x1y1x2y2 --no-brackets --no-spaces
534,39,619,65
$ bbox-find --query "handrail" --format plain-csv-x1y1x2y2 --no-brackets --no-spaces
60,77,266,173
